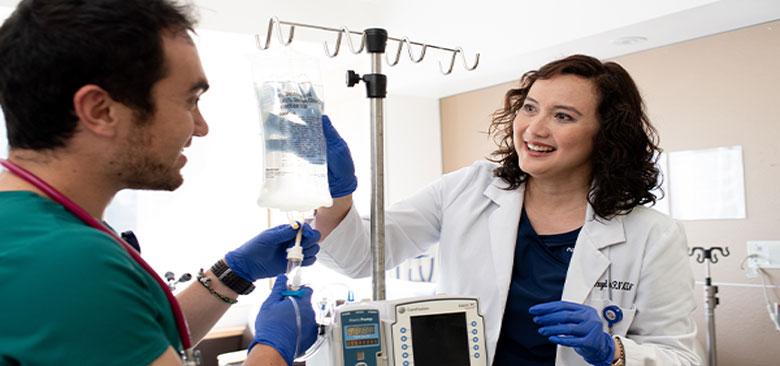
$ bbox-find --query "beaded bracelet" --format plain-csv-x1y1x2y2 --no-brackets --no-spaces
196,269,238,305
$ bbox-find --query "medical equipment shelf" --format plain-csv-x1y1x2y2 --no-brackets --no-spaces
256,17,480,301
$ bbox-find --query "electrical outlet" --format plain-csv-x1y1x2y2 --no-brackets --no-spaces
747,241,780,271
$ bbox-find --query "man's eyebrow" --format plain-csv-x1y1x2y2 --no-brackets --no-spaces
190,80,209,94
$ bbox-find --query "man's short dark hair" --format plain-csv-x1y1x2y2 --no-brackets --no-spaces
0,0,197,150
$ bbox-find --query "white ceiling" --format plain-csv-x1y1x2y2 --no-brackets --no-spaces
1,0,779,98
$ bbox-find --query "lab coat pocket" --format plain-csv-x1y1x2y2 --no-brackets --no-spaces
591,298,636,337
609,306,636,337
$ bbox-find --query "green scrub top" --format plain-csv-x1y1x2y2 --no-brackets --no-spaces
0,191,181,365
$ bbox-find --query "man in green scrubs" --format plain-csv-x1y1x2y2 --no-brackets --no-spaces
0,1,319,365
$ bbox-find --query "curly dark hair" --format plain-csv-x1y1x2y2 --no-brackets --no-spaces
488,54,662,219
0,0,196,150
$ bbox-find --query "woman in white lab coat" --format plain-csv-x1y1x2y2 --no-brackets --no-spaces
314,54,699,366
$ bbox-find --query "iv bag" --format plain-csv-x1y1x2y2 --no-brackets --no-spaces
251,51,333,212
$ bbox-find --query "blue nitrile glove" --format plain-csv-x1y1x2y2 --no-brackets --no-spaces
530,301,615,366
322,115,357,198
250,275,318,366
225,223,321,281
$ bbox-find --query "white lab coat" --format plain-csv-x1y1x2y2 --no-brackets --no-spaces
318,161,700,366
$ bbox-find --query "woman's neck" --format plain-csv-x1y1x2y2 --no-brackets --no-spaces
523,176,591,234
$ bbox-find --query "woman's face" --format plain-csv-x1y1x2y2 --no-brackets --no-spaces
513,74,600,183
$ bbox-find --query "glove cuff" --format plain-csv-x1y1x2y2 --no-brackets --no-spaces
223,253,255,282
330,176,358,198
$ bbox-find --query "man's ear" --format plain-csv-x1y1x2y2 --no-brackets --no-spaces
72,85,124,138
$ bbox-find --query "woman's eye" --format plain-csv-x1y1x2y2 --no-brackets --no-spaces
555,112,574,121
521,104,535,112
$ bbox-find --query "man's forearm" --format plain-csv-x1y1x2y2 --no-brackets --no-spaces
176,266,239,344
313,195,352,240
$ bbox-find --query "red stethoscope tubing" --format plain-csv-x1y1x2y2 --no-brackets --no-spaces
0,159,192,350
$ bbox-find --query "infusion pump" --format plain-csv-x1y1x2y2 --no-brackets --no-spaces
328,296,487,366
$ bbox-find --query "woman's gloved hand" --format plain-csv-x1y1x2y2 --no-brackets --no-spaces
225,224,320,281
530,301,615,366
250,275,318,366
322,115,357,198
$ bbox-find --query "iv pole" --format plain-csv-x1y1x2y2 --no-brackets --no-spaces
689,246,730,366
256,18,479,301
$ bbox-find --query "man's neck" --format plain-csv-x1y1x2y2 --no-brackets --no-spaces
0,150,117,220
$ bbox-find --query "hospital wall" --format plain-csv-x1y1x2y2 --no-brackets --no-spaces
440,20,780,366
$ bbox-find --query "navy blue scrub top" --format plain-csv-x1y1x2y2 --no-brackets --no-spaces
493,208,581,366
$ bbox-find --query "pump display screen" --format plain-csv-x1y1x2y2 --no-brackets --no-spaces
410,312,470,366
346,325,376,336
344,324,379,349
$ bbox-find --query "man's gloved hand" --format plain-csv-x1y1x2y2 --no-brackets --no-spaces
250,275,318,366
225,224,320,282
322,115,357,198
530,301,615,366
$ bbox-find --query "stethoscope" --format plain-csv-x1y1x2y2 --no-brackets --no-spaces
0,159,199,363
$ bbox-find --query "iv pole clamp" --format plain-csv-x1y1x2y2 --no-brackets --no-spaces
688,246,730,366
346,28,388,301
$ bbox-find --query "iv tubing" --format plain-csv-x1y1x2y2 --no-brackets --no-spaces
288,296,302,359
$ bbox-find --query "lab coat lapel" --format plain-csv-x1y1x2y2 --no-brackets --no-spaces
483,179,523,310
561,204,626,304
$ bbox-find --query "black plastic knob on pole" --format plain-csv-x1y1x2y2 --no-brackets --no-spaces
364,28,388,53
346,71,387,99
347,70,361,87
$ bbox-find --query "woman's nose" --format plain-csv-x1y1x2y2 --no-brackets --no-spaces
524,114,549,138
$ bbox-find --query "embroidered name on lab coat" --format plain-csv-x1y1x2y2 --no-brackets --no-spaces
593,280,635,292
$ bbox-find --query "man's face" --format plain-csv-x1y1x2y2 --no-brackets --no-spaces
113,32,209,191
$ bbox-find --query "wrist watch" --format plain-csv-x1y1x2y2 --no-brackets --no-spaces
211,259,255,295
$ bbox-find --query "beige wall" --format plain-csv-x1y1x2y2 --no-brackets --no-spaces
440,21,780,366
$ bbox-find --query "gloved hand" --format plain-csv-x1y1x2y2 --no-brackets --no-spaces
322,115,357,198
225,223,320,281
250,275,318,366
530,301,615,366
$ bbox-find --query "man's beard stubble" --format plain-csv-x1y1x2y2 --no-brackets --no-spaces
111,126,183,192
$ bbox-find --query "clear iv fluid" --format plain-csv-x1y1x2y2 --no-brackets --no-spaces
256,81,332,212
262,85,325,164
